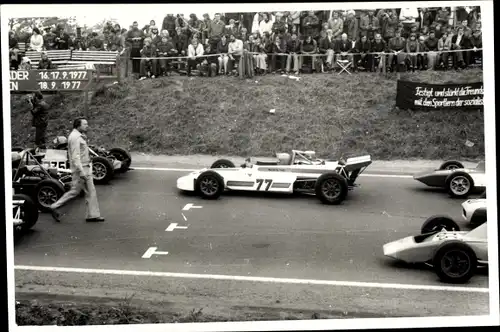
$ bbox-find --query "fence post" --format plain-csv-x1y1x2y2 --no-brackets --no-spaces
116,53,121,82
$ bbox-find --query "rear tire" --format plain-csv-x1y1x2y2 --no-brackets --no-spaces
445,171,474,198
34,179,65,212
13,194,39,232
432,241,477,284
315,173,348,205
439,161,464,170
211,159,235,168
91,156,114,184
195,171,225,199
421,215,460,234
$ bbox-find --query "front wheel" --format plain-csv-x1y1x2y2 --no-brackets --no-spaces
34,179,65,212
92,156,114,184
445,171,475,198
13,194,39,232
211,159,235,168
432,241,477,284
195,171,225,200
421,215,460,234
315,173,348,205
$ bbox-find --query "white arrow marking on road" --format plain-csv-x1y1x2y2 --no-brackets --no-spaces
141,247,169,258
165,223,189,232
182,203,203,211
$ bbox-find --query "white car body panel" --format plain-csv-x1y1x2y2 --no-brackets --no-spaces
383,223,488,264
462,198,487,223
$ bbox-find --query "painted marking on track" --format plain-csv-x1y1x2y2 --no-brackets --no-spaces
183,203,203,211
182,213,187,221
165,223,189,232
131,166,414,179
141,247,169,258
15,265,489,293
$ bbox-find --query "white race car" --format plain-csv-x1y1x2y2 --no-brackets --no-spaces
462,194,487,226
383,217,488,284
176,150,372,205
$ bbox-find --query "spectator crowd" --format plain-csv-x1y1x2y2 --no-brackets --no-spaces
9,6,483,78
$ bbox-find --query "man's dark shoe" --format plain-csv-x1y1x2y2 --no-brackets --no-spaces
50,208,61,222
86,217,105,222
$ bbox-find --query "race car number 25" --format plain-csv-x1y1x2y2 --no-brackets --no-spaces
256,178,273,191
44,161,66,169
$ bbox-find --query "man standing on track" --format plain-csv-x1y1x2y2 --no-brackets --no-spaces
50,118,105,223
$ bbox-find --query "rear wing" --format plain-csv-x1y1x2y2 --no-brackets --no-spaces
341,155,372,185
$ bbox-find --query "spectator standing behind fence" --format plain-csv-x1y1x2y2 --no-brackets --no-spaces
127,22,145,77
360,10,379,42
302,11,320,41
343,10,358,41
328,11,344,40
208,13,226,50
162,14,177,39
380,9,398,43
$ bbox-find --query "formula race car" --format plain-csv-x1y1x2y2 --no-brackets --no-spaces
462,191,487,226
383,217,488,284
12,194,39,233
413,160,486,198
11,149,70,212
177,150,372,205
17,136,133,185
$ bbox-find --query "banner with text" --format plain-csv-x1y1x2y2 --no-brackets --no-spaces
395,80,484,111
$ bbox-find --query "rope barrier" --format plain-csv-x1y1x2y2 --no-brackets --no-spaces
131,47,483,61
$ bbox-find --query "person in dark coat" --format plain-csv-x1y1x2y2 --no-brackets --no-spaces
126,21,145,76
28,91,50,151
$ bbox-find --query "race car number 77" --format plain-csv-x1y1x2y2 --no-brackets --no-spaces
256,179,273,191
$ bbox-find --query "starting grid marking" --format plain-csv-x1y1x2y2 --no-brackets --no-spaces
131,166,415,179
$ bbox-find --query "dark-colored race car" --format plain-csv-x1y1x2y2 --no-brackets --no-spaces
413,160,486,198
48,136,132,184
11,149,71,212
12,194,39,233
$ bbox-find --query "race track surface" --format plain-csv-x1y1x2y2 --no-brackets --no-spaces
13,166,490,318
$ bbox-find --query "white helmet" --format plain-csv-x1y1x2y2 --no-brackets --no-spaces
276,153,291,165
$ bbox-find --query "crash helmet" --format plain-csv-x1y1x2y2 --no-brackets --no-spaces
53,136,67,146
304,150,316,159
276,153,291,165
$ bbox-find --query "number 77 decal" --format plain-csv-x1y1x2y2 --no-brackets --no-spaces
256,179,273,191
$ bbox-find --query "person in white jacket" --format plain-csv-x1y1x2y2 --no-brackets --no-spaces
29,28,45,52
187,38,205,76
259,13,274,36
227,34,243,74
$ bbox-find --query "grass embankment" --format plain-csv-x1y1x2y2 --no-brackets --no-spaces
10,69,484,160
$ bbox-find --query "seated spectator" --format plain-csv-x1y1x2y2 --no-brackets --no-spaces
89,32,105,51
29,28,44,52
43,27,57,50
78,30,91,50
107,29,124,52
371,33,387,72
174,26,189,57
38,52,55,70
420,25,429,40
286,32,301,74
334,33,354,69
19,57,32,70
139,37,158,79
253,35,270,74
54,25,70,50
156,35,178,76
186,38,204,76
405,33,419,71
433,23,444,39
329,11,344,40
270,35,287,73
417,36,428,70
217,35,230,75
200,43,218,77
68,33,77,50
424,30,439,69
451,26,467,69
360,9,379,41
353,34,371,71
227,34,244,74
300,34,319,73
387,29,406,71
438,32,452,69
470,28,482,65
9,31,21,70
343,10,358,42
319,29,335,70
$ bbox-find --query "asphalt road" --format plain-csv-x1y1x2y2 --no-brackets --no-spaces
13,167,491,318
